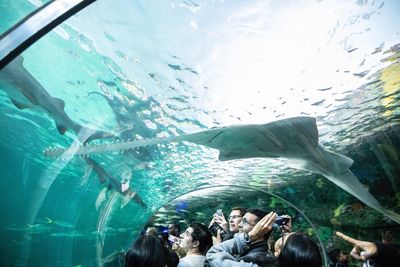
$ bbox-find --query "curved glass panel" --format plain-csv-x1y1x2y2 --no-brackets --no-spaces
0,0,51,35
150,186,329,264
1,0,399,266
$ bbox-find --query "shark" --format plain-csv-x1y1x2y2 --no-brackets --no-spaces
44,116,400,224
0,55,113,142
83,157,147,208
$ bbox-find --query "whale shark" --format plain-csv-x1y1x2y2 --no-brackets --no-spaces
0,55,112,142
44,116,400,224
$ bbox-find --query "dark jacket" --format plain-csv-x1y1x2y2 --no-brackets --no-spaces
370,241,400,267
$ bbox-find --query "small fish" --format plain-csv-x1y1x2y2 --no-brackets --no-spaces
95,187,108,210
5,224,30,232
52,220,75,228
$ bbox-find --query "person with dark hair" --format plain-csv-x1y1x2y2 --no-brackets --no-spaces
328,248,349,267
178,223,212,267
145,226,159,236
274,232,294,257
211,207,247,243
336,231,400,267
206,210,278,266
168,223,181,237
125,235,178,267
277,232,322,267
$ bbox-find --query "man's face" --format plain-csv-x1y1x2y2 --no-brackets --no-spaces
179,227,196,252
339,251,349,263
168,224,179,236
229,210,243,233
238,212,258,234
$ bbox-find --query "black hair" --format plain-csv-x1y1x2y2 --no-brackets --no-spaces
246,208,271,240
246,208,267,223
189,223,213,254
169,223,180,233
125,235,177,267
278,232,322,267
328,248,341,263
232,207,247,217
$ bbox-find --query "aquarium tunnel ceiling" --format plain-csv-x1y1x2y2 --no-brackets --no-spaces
0,0,400,266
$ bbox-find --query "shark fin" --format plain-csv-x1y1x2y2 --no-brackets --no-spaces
52,97,65,110
56,123,67,135
98,175,106,184
11,99,33,109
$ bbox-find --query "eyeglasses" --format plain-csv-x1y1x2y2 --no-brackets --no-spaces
229,215,242,220
241,218,255,226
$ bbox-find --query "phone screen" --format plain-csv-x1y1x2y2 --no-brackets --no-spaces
168,235,178,243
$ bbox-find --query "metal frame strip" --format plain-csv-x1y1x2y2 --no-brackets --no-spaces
0,0,96,70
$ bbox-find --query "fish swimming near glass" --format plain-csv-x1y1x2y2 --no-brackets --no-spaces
0,55,113,142
44,116,400,224
83,157,147,208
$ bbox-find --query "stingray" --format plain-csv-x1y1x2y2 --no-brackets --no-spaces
44,116,400,223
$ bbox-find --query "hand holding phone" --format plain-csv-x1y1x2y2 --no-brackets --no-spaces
273,215,290,230
168,235,179,244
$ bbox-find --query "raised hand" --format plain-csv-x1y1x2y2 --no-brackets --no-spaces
382,231,393,245
213,213,229,232
248,212,277,242
336,231,377,261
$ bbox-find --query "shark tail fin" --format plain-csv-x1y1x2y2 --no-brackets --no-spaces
75,126,116,144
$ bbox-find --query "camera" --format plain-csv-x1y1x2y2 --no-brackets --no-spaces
208,222,226,240
273,215,290,229
209,209,226,240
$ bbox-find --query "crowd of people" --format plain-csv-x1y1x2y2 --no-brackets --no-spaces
123,207,400,267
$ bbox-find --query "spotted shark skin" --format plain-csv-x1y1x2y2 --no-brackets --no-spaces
43,116,400,224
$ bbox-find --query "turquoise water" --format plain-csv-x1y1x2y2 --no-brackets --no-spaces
1,0,400,266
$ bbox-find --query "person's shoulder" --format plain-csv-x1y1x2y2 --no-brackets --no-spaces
178,255,206,266
177,257,190,267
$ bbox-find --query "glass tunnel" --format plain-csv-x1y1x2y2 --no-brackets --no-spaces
1,0,399,266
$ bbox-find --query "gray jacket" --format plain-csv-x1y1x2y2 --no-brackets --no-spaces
206,233,277,267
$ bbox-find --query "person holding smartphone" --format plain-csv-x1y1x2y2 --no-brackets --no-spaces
209,207,247,243
207,209,277,266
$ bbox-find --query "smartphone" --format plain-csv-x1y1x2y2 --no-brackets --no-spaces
168,234,178,243
216,209,223,216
